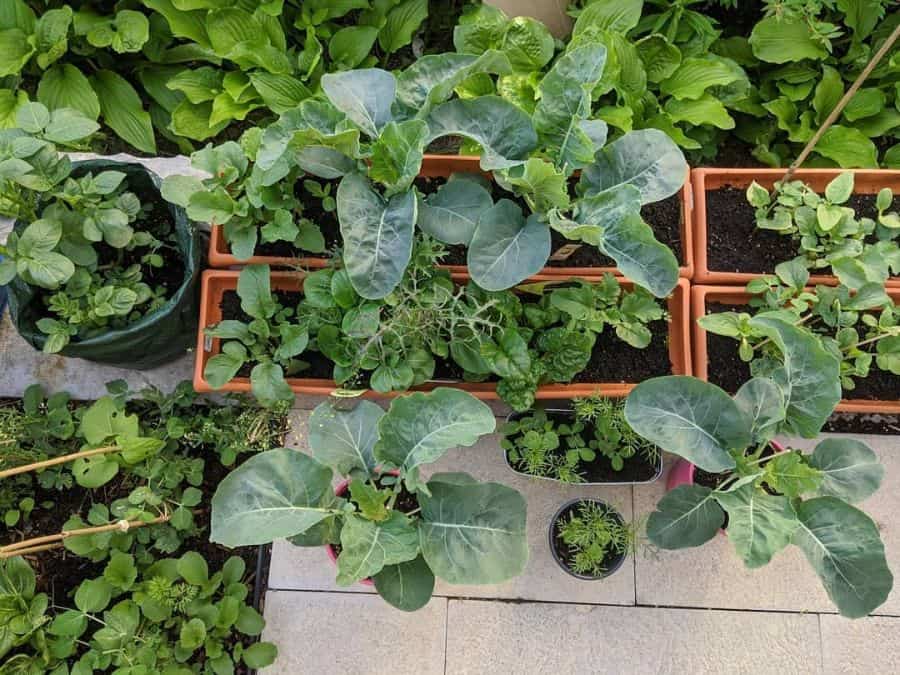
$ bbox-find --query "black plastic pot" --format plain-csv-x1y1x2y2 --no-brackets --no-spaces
504,409,663,485
7,160,201,369
549,499,627,581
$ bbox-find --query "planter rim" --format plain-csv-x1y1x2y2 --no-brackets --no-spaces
194,273,692,399
691,167,900,287
503,408,663,486
673,439,787,487
208,155,694,280
691,284,900,413
549,498,627,581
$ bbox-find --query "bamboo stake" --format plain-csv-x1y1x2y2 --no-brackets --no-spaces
0,444,119,479
782,21,900,184
0,512,170,559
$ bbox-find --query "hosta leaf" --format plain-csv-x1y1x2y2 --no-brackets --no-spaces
809,438,883,503
749,16,828,64
659,56,744,101
580,129,686,205
636,35,681,84
379,0,429,54
91,70,155,154
625,376,746,472
248,72,311,114
37,64,100,119
321,68,396,138
0,28,35,77
715,484,798,568
417,176,493,245
419,475,527,584
572,0,643,34
646,484,725,549
748,316,841,437
211,449,334,546
792,497,892,618
814,126,878,168
373,556,435,612
665,95,735,130
374,388,495,473
336,173,416,299
468,200,550,291
308,399,384,476
336,512,420,585
424,96,537,171
328,25,379,70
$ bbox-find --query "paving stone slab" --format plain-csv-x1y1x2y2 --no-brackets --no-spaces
820,615,900,674
0,313,194,399
261,590,446,675
445,599,821,675
269,409,637,605
634,434,900,615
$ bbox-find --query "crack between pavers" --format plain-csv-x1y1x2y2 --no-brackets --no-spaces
442,598,450,675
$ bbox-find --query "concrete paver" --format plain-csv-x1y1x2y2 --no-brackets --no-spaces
261,591,447,675
445,599,822,675
820,615,900,674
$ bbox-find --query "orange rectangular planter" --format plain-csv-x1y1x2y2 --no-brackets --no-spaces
193,271,691,400
691,284,900,413
208,155,694,281
691,167,900,287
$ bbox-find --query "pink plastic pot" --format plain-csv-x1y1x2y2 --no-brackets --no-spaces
325,469,401,587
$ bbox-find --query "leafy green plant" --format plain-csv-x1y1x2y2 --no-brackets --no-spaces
747,172,900,287
699,260,900,392
1,553,276,672
212,388,527,611
162,135,326,260
574,395,660,471
625,373,893,617
554,500,634,577
501,409,593,483
0,103,178,353
255,52,539,298
443,23,687,297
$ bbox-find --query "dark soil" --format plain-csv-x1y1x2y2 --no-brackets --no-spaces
550,501,625,579
824,412,900,435
693,467,731,490
506,411,661,483
705,187,879,274
704,301,900,402
574,321,672,383
253,179,343,261
700,0,763,37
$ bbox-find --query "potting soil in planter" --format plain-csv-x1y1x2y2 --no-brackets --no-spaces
704,301,900,403
705,187,879,274
550,501,625,579
252,178,342,260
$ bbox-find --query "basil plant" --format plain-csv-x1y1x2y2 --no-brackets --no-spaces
211,388,528,611
421,38,687,298
625,324,894,617
255,50,539,299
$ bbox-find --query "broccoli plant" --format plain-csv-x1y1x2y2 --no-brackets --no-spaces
211,388,528,612
626,371,893,618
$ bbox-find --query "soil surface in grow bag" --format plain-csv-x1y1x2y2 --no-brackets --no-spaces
705,187,878,274
221,294,673,385
254,178,343,259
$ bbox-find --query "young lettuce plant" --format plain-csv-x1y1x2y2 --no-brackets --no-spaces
255,52,540,298
625,367,893,617
211,388,527,611
162,135,325,260
700,259,900,392
419,37,686,297
747,172,900,288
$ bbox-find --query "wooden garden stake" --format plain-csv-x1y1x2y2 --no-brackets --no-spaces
0,444,121,479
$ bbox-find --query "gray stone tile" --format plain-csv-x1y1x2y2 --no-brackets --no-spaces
0,313,194,399
261,590,446,675
820,615,900,674
269,410,637,605
445,599,821,675
635,434,900,615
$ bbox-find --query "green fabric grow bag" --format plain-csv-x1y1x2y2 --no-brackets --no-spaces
7,160,201,370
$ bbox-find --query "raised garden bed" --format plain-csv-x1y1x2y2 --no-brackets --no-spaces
193,271,691,401
691,168,900,286
691,284,900,415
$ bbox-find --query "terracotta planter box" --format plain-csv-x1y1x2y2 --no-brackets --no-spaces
209,155,694,281
692,168,900,287
193,272,691,399
691,284,900,413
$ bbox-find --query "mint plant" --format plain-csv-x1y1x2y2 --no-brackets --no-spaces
699,260,900,392
626,372,893,618
212,389,528,611
162,136,326,261
747,172,900,288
